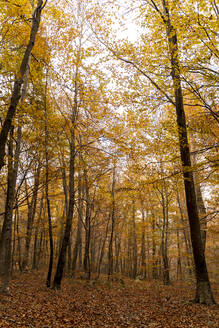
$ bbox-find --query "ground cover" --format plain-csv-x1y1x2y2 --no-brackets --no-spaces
0,272,218,327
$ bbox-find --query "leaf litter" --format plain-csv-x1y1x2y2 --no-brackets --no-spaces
0,272,218,327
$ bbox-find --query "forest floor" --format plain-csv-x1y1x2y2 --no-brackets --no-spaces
0,271,218,328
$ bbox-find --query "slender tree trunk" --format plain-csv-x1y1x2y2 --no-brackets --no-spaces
15,205,22,272
11,207,17,273
0,129,14,292
0,125,21,291
160,0,215,304
131,200,137,280
108,165,116,280
32,192,44,270
140,206,146,278
151,213,157,279
0,0,45,171
114,232,121,273
37,228,44,269
53,98,76,289
176,228,182,280
71,169,83,276
176,186,193,278
161,187,170,285
22,165,40,270
67,236,72,275
97,214,110,279
61,166,69,216
192,152,207,252
44,86,54,287
53,129,75,288
83,167,91,280
90,231,96,273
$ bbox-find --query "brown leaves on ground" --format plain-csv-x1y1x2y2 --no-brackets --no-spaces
0,272,218,328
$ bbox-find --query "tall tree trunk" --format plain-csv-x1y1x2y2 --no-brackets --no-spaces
90,230,96,273
15,205,22,272
176,227,182,280
114,232,121,274
176,185,193,278
192,152,207,252
67,236,72,275
151,213,157,279
160,186,170,285
0,0,45,171
61,166,69,217
11,206,17,273
53,75,77,288
97,214,110,279
131,200,137,280
44,83,54,287
158,0,215,304
22,165,40,270
83,166,91,280
0,129,14,292
108,165,116,280
32,191,44,270
0,125,21,291
140,205,146,278
71,169,83,276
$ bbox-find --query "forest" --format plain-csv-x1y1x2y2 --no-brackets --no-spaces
0,0,218,327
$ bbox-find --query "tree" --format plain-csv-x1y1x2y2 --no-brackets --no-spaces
0,0,46,171
148,0,215,304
